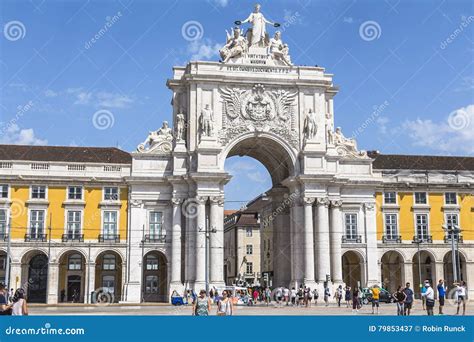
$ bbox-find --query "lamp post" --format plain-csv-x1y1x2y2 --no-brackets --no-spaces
201,222,216,295
442,224,460,283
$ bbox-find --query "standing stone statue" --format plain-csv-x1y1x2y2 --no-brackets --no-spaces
239,3,276,47
176,110,186,141
303,109,317,140
199,104,214,137
220,27,248,63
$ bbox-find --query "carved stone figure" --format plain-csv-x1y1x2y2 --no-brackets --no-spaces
269,31,292,66
303,109,317,140
176,110,186,141
239,4,276,47
333,127,367,158
137,121,173,153
220,27,248,63
199,104,214,137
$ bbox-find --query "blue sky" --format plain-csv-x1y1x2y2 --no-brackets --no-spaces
1,0,473,209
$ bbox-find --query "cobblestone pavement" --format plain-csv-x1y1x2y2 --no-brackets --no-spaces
29,300,471,316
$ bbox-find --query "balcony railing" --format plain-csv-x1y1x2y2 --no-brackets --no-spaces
98,234,120,243
25,233,47,242
0,233,8,241
342,235,362,243
62,233,84,242
143,234,166,243
382,234,402,243
444,234,463,243
412,235,433,243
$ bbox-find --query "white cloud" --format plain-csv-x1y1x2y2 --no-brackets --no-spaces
187,38,220,61
376,116,389,134
402,105,474,154
0,124,47,145
74,91,93,105
210,0,229,7
68,88,134,108
247,171,267,183
44,89,58,97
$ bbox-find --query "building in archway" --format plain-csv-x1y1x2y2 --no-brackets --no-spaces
0,4,472,303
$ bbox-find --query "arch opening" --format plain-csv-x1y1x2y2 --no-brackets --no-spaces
95,251,123,303
412,250,436,298
342,251,364,289
380,250,404,293
58,251,86,303
142,251,168,302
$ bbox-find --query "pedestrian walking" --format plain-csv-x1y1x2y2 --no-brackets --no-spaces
437,279,446,315
421,282,427,310
352,287,360,313
265,287,271,306
455,281,467,316
403,282,414,316
344,286,351,308
421,281,435,316
253,289,259,305
336,285,343,307
297,287,304,306
275,287,282,307
11,289,28,316
370,284,380,314
283,287,289,305
393,286,407,316
313,288,319,305
324,286,330,306
290,287,296,306
217,290,233,316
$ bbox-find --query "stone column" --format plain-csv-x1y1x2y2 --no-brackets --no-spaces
87,262,96,303
9,262,22,291
404,261,414,288
303,197,316,287
316,197,330,283
194,196,207,288
47,262,59,304
364,203,379,286
170,198,183,287
291,200,304,287
434,261,444,299
209,196,225,287
330,200,343,285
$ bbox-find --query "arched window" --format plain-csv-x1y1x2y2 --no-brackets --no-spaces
146,254,158,270
68,254,82,270
103,254,116,270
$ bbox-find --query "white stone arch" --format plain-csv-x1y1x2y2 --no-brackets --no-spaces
19,247,49,264
92,248,126,263
55,247,88,263
219,131,300,185
408,248,440,263
341,248,366,288
379,248,408,263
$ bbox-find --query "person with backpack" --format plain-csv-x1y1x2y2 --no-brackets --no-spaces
393,286,407,315
335,285,343,307
370,285,381,314
421,281,435,316
313,288,319,306
403,282,414,315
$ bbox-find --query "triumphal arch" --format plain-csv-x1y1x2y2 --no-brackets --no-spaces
124,4,381,301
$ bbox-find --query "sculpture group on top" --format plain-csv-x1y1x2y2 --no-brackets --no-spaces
137,121,174,153
219,4,292,66
328,127,368,158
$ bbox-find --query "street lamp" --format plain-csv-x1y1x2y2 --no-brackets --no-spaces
200,224,216,295
442,224,461,283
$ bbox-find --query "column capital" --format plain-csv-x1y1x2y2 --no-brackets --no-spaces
130,199,143,208
364,202,375,211
330,199,343,207
194,196,208,204
171,197,183,206
316,197,330,207
209,196,224,206
303,197,315,205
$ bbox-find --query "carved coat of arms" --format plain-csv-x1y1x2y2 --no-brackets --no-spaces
219,84,298,147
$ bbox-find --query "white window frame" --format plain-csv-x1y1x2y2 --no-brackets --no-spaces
148,211,163,238
65,210,83,237
246,227,252,237
67,186,83,200
103,187,120,201
445,213,460,240
145,254,159,270
102,254,116,271
68,254,82,271
444,192,457,205
344,213,358,239
414,192,428,205
101,210,119,238
0,184,9,199
383,191,397,205
30,185,47,200
414,213,429,240
246,262,253,274
384,213,399,239
246,244,253,255
29,209,46,237
0,209,7,235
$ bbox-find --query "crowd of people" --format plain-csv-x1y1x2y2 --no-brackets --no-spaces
182,278,468,316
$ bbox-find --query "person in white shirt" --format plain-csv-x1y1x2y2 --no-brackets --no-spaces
455,281,467,315
290,287,297,306
283,287,290,305
11,289,28,316
421,281,435,315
